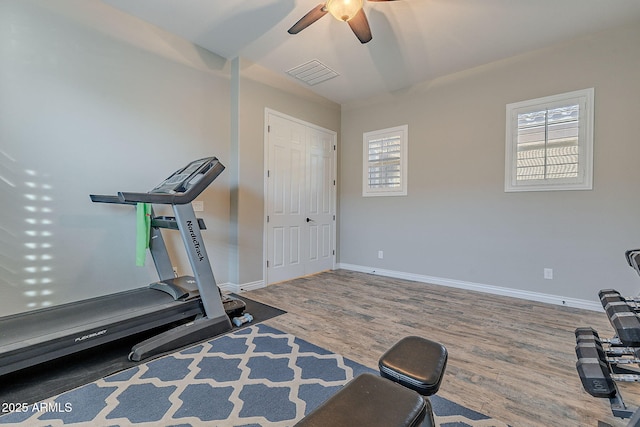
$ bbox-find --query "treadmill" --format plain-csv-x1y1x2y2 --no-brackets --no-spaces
0,157,237,376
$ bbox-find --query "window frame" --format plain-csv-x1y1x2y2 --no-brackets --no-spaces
505,88,594,192
362,124,408,197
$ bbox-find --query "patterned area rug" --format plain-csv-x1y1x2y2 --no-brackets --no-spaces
0,324,507,426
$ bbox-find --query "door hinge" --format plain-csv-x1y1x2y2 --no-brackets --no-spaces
267,170,270,178
267,215,270,223
268,125,271,132
332,250,335,255
333,145,336,151
266,260,269,268
333,215,335,220
333,180,336,185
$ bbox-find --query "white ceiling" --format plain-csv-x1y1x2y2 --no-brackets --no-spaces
102,0,640,105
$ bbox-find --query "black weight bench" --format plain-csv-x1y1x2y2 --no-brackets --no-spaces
295,336,447,427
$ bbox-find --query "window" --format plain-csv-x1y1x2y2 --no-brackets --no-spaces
505,88,594,192
363,125,408,197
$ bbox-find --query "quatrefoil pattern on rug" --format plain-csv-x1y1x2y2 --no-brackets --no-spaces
0,324,506,426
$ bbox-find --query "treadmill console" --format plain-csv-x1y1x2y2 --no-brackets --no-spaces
90,156,225,205
150,157,218,195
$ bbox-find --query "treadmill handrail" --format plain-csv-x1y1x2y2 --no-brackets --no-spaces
89,194,136,205
90,157,225,206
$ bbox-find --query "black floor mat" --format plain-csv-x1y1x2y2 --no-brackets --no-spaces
0,296,285,405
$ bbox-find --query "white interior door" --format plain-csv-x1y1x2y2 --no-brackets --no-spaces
266,111,335,284
305,128,335,274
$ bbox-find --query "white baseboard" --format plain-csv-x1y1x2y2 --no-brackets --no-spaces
218,282,238,294
219,280,265,294
337,263,602,312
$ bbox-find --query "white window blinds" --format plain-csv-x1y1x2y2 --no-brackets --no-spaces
363,125,408,197
367,135,402,189
516,104,579,181
505,88,594,192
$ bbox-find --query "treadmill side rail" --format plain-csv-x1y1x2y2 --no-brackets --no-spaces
149,276,200,300
129,315,230,361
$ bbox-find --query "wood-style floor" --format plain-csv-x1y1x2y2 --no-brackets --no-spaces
244,269,640,427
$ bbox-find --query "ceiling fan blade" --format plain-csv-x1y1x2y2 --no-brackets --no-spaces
288,4,328,34
347,8,372,44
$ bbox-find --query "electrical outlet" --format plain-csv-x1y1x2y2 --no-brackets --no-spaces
378,250,384,259
192,200,204,212
544,268,553,280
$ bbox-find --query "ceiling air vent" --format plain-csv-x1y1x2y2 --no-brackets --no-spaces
286,60,339,86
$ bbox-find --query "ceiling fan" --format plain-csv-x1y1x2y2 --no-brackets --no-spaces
288,0,397,44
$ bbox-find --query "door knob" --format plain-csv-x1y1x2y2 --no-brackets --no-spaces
306,217,314,223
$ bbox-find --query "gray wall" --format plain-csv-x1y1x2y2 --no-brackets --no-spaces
0,0,231,315
0,1,341,316
338,21,640,306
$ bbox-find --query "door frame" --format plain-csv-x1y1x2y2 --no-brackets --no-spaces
263,108,337,285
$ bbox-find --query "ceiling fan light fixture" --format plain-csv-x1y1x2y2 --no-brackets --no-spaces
326,0,364,22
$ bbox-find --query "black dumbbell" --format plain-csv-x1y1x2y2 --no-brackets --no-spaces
604,304,640,347
575,327,600,342
576,358,617,398
575,341,607,362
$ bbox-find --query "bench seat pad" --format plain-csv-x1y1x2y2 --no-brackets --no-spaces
294,373,432,427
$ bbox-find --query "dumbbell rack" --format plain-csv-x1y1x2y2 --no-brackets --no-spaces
575,249,640,425
575,326,640,420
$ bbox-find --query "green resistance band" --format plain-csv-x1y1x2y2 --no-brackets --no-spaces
136,203,152,266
